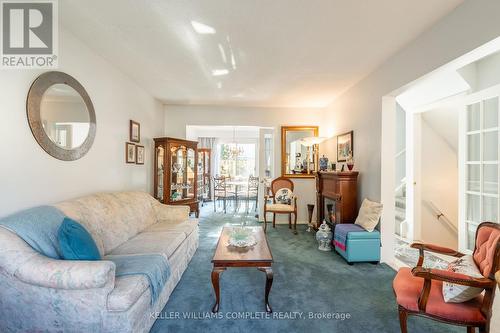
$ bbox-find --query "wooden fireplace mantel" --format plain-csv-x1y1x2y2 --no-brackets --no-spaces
316,171,359,227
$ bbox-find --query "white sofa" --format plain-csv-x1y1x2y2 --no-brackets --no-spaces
0,192,199,333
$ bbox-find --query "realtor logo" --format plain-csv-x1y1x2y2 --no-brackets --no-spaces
1,0,58,68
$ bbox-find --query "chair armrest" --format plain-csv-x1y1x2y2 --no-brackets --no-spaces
411,242,464,267
15,254,115,290
412,267,494,289
153,201,190,222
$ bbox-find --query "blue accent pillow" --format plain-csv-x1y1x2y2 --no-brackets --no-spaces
58,217,101,260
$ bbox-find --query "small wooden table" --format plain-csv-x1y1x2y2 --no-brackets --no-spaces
211,226,274,313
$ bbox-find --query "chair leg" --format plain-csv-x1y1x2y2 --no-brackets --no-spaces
467,327,475,333
293,212,297,235
398,308,408,333
272,214,276,229
223,197,226,214
288,214,292,229
263,211,267,233
214,197,217,212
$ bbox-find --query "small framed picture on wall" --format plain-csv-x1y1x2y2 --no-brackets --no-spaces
126,142,136,163
130,120,140,143
136,145,145,165
337,131,353,162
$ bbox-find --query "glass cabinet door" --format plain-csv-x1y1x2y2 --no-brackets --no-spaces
170,146,186,201
186,148,195,199
464,97,499,251
156,145,165,201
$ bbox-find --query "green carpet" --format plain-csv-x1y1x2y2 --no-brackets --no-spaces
150,208,461,333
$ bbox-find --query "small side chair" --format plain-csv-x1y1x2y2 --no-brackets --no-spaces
263,177,298,234
393,222,500,333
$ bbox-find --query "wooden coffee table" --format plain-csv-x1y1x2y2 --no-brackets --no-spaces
211,226,274,313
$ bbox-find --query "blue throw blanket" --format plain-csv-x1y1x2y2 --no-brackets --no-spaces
334,224,365,251
106,254,171,305
0,206,66,259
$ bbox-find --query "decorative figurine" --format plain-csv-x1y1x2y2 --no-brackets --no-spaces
315,221,333,251
346,155,354,171
319,155,329,171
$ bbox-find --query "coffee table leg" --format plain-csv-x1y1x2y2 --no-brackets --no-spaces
211,267,225,313
258,267,273,313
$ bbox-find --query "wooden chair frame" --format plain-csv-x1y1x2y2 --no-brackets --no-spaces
396,222,500,333
263,177,298,235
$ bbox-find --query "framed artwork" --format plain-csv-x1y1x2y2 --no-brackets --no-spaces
126,142,136,163
337,131,353,162
129,120,140,143
136,145,145,165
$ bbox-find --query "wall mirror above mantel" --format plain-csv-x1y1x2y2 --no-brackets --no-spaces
281,126,319,178
27,71,96,161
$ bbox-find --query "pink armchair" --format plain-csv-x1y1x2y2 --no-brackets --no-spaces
393,222,500,333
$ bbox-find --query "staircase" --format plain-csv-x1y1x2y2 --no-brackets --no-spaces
395,182,407,238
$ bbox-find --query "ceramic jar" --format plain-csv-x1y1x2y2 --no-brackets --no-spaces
315,221,333,251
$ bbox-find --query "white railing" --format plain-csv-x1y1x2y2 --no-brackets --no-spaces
424,200,458,234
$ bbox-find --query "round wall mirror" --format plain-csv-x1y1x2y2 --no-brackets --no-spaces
27,72,96,161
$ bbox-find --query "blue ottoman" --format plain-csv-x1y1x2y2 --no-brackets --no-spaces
334,226,380,264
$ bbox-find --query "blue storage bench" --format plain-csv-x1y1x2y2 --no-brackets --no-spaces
334,225,380,264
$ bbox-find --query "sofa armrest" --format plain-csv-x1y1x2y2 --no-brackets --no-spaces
15,254,115,290
153,201,190,222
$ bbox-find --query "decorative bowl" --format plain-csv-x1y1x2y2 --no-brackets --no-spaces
227,227,257,248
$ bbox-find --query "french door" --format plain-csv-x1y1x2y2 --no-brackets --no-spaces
460,90,499,252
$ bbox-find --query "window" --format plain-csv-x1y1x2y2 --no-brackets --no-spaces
218,143,256,178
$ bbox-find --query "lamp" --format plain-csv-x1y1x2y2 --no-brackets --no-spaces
299,136,327,174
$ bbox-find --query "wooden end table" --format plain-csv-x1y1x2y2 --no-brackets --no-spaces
211,226,274,313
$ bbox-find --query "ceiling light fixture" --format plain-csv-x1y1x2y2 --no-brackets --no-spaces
212,69,229,76
191,21,216,34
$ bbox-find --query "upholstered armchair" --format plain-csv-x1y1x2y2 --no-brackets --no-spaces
263,177,298,234
393,222,500,333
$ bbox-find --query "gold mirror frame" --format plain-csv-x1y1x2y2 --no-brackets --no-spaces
27,71,96,161
281,126,319,178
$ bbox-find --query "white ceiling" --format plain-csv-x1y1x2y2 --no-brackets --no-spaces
60,0,463,108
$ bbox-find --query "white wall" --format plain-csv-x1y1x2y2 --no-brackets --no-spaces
323,0,500,263
164,104,325,223
0,28,164,217
420,115,458,249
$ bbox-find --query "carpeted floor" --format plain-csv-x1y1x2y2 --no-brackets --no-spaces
150,207,461,333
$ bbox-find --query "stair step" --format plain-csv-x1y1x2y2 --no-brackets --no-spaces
395,196,406,209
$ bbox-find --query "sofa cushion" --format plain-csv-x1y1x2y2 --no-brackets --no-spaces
354,199,383,232
58,218,101,260
56,192,157,255
109,232,186,258
106,275,149,312
144,221,197,236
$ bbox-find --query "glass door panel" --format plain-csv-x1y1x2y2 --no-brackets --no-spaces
186,148,195,199
466,223,478,251
156,145,165,201
483,131,498,161
467,134,480,161
467,165,480,192
483,164,498,194
467,103,480,131
482,196,498,222
484,98,498,129
466,194,480,221
463,96,500,251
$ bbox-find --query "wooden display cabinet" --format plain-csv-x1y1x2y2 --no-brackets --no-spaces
154,137,199,217
197,148,211,204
